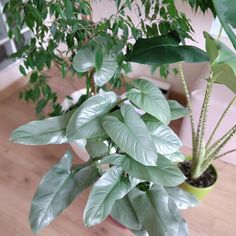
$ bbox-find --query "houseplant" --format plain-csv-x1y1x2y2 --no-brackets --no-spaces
126,0,236,200
7,0,216,236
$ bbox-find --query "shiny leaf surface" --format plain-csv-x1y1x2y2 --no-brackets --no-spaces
85,139,108,157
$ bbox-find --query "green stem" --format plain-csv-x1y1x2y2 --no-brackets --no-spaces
178,63,196,142
216,149,236,159
206,96,236,147
217,26,223,40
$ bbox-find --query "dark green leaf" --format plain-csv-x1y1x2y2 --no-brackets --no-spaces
19,65,27,76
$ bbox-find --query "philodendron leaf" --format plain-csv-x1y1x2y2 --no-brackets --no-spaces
205,32,236,94
125,33,209,65
83,166,133,227
11,111,74,145
168,100,189,121
165,151,186,162
126,79,171,124
128,185,189,236
85,138,108,157
102,104,158,166
101,154,185,187
144,118,182,155
66,92,117,140
72,45,117,87
165,187,198,210
131,229,149,236
213,0,236,50
111,195,142,231
30,152,99,233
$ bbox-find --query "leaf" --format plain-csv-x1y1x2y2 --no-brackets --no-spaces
125,33,209,65
128,186,189,236
66,92,117,140
30,152,99,233
213,0,236,50
85,139,108,157
131,229,149,236
165,187,198,210
83,166,133,227
111,195,142,230
102,105,158,166
126,79,171,124
143,118,182,155
168,100,189,120
101,154,185,187
11,111,74,145
164,151,186,162
19,65,27,76
72,45,117,87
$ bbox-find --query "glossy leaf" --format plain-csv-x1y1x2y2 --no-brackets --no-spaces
144,119,182,155
83,166,133,226
101,154,185,187
128,185,189,236
126,79,171,124
164,151,186,162
125,34,209,65
85,139,108,157
213,0,236,50
102,105,158,166
168,100,189,121
131,229,149,236
66,92,117,140
72,45,117,87
11,111,74,145
30,152,99,233
111,195,142,230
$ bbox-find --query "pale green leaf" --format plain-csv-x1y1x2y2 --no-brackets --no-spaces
164,151,186,162
168,100,189,121
85,139,108,157
102,105,158,166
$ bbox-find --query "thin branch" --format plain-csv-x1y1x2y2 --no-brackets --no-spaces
216,149,236,159
178,63,196,142
206,96,236,147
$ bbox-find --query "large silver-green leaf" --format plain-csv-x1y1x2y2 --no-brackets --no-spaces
72,45,117,87
144,119,182,155
213,0,236,50
66,92,117,140
85,138,108,158
168,100,189,121
126,79,171,124
111,195,142,231
102,104,158,166
128,185,189,236
164,151,186,162
101,154,185,187
83,166,133,227
29,152,99,233
131,229,149,236
10,111,74,145
165,187,198,210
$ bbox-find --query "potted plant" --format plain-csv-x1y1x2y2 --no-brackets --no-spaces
132,0,236,200
6,0,216,235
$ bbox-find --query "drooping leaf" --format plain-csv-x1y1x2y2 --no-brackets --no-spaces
83,166,133,227
128,185,189,236
143,118,182,155
66,92,117,140
111,195,142,230
72,45,117,87
168,100,189,121
11,111,74,145
126,79,171,124
101,154,185,187
213,0,236,50
30,152,99,233
125,34,209,65
102,105,158,166
165,187,198,210
85,139,108,157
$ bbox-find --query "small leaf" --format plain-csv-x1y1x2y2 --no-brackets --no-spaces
11,111,74,145
126,79,171,124
85,139,108,157
168,100,189,120
19,65,27,76
83,166,133,226
95,48,103,70
102,105,158,166
30,152,99,233
66,92,117,140
101,154,185,187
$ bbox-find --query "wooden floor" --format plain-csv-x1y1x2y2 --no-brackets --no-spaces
1,74,236,235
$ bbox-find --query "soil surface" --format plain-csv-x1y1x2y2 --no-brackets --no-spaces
179,161,217,188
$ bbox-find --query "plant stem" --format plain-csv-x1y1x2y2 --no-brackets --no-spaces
217,26,223,40
206,96,236,147
178,63,196,142
216,149,236,159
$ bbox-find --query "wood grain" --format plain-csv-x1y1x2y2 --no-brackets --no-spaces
0,70,236,236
